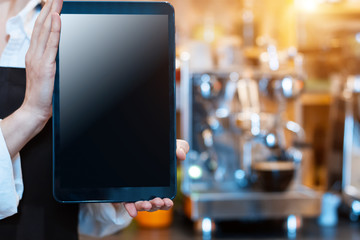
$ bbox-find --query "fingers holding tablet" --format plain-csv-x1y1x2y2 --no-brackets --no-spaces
161,198,174,211
123,198,174,218
176,139,190,161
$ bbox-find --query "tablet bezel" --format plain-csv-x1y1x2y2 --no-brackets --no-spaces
53,1,176,203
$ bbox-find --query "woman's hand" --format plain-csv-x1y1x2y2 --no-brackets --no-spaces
121,139,189,218
0,0,63,158
22,0,63,122
122,198,174,218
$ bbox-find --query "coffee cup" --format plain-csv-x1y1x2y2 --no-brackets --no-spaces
252,161,295,192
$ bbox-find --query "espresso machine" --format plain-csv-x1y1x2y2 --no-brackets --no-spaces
180,46,321,234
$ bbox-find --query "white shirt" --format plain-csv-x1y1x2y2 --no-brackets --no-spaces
0,0,132,237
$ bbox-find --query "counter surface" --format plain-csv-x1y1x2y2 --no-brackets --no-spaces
80,213,360,240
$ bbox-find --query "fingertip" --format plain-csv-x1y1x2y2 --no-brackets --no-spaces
176,148,186,161
52,0,64,14
164,198,173,207
160,198,173,210
177,139,190,153
124,203,137,218
131,210,138,218
144,201,152,211
153,197,163,207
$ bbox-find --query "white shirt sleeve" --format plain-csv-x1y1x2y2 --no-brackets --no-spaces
0,120,24,220
78,203,133,238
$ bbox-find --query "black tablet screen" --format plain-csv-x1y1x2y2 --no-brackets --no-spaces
58,14,170,188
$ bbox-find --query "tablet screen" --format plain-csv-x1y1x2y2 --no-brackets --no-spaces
54,2,175,202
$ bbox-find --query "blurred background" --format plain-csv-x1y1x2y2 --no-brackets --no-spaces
81,0,360,239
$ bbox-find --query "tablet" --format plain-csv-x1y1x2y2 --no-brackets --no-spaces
53,1,176,203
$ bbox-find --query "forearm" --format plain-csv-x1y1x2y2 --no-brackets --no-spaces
0,106,49,158
0,124,24,220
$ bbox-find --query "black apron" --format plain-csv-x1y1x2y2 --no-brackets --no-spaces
0,67,79,240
